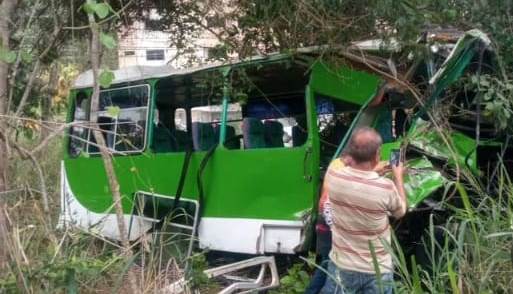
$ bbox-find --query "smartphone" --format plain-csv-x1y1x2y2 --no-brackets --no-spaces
390,149,401,166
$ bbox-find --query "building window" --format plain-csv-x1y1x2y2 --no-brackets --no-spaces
144,19,162,31
146,49,165,61
124,51,135,56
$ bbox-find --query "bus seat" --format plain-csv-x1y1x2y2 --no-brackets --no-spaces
214,124,240,149
292,125,308,147
192,122,216,151
174,130,189,152
152,124,177,152
242,118,266,149
264,120,284,148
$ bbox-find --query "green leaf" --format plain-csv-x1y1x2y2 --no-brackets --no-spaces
298,270,309,281
294,282,304,293
447,256,460,294
480,78,490,87
100,33,116,49
99,70,115,88
20,50,33,63
94,3,110,19
280,276,292,285
0,47,16,63
82,1,96,14
446,9,457,19
106,106,120,118
82,1,110,19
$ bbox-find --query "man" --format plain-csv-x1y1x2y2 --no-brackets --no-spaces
320,127,407,294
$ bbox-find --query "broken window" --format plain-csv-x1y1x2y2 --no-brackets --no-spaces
152,103,191,153
87,85,149,154
223,63,309,150
152,82,192,153
68,91,90,157
315,94,359,167
152,73,225,153
68,85,150,156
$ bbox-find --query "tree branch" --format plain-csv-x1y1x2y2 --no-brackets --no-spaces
13,23,62,118
6,0,40,114
0,128,49,215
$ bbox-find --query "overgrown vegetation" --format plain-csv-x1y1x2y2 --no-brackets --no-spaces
271,255,315,294
1,0,513,293
390,171,513,292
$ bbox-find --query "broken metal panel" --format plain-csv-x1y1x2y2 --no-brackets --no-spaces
408,119,478,174
381,142,445,208
419,29,493,117
380,141,402,162
308,60,383,106
163,256,279,294
403,157,446,208
429,29,492,86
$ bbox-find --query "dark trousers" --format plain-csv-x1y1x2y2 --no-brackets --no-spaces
304,229,332,294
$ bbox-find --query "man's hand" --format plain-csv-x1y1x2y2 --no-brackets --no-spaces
391,162,405,180
391,162,408,216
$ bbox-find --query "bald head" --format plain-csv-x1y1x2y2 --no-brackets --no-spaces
346,127,382,164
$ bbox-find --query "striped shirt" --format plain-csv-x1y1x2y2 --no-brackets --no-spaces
325,160,406,273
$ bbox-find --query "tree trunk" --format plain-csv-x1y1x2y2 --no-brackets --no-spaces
87,8,138,293
0,0,18,270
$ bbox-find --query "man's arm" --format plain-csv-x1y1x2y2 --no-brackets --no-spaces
391,162,408,218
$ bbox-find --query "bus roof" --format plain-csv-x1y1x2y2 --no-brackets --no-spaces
72,48,317,89
71,44,391,90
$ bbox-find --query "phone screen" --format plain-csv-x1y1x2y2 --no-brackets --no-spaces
390,149,401,166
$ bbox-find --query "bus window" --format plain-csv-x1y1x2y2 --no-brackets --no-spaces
86,84,149,154
175,108,187,131
69,91,90,157
152,105,190,153
152,74,233,153
224,98,307,150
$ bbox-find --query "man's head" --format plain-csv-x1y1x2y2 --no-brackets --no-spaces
345,127,382,167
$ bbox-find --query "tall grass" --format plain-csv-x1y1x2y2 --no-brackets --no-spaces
0,138,197,293
2,135,513,293
390,166,513,293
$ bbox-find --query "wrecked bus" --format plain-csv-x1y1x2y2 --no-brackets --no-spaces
60,29,505,262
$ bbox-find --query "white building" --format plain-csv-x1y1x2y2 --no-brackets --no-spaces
117,10,221,69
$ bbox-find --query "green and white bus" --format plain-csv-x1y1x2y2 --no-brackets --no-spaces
60,31,499,256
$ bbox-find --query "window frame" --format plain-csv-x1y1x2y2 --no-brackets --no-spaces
84,83,151,155
146,49,165,61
